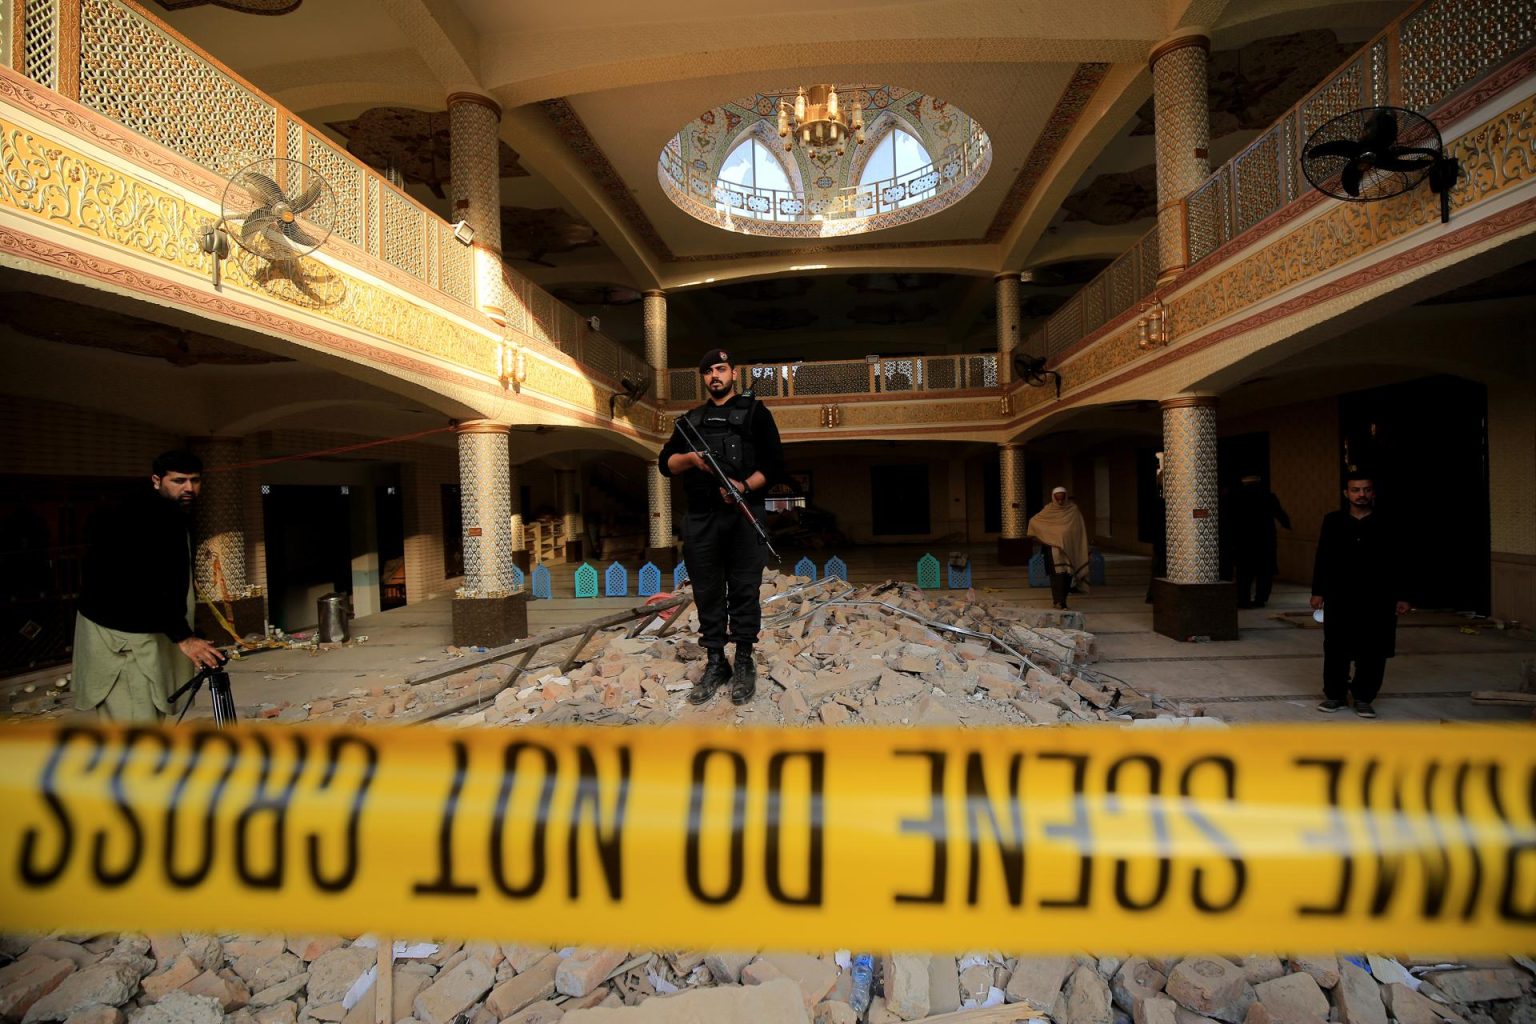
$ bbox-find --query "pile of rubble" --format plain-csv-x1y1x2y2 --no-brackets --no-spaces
406,575,1146,729
2,932,1532,1024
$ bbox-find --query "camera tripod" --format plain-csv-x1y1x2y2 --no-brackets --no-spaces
169,663,237,726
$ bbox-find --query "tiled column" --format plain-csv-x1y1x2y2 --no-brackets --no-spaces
1150,34,1210,284
997,442,1029,565
508,462,529,571
647,468,676,572
453,420,526,646
1151,394,1236,640
189,437,265,639
995,274,1020,386
448,93,505,322
644,290,669,402
560,469,583,563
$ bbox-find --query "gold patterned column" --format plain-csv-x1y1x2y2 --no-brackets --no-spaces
507,462,528,571
1159,395,1219,583
188,437,246,598
997,441,1030,565
455,421,514,594
560,468,584,562
1150,34,1211,284
647,468,676,571
995,273,1020,386
644,290,669,401
188,436,265,639
448,93,505,322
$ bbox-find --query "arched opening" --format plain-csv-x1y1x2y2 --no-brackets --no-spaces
855,124,936,210
715,136,796,220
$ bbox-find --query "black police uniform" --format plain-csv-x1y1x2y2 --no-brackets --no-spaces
658,393,783,661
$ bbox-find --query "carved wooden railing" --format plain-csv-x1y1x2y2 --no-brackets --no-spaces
666,352,998,404
4,0,646,386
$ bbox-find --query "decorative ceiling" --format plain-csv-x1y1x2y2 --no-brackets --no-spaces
154,0,1411,363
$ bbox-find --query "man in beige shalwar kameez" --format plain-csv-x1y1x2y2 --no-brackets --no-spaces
1027,486,1091,610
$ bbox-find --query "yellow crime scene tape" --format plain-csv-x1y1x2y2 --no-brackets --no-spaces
0,721,1532,953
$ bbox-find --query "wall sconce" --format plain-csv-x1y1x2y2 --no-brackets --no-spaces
820,404,841,427
998,393,1012,416
1137,300,1169,350
496,342,527,390
451,220,475,246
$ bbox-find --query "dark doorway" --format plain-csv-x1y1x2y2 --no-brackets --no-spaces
1217,432,1270,580
1136,447,1163,545
377,485,406,610
1025,458,1045,520
870,465,930,535
263,485,352,630
440,483,463,579
982,456,1000,534
1339,375,1489,613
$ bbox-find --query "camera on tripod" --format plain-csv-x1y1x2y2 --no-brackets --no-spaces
169,662,237,726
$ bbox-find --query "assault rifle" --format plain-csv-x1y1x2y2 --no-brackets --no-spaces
674,414,781,562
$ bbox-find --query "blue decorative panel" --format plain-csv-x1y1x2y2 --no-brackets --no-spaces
604,561,628,597
1028,551,1047,588
532,564,552,600
947,562,972,589
638,562,661,597
673,561,689,589
823,556,847,582
511,565,525,590
916,554,940,590
794,556,817,581
574,563,599,598
1090,548,1106,586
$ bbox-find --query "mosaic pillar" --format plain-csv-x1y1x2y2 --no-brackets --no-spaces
997,442,1030,565
560,468,583,563
188,437,265,640
453,421,526,646
508,462,529,572
1151,394,1236,640
448,93,505,322
1150,34,1210,284
647,468,676,572
995,274,1020,386
644,290,669,402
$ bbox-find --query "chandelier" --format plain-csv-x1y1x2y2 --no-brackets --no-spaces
777,85,865,156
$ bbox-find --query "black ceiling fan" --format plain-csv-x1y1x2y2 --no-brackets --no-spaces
1012,353,1061,398
609,374,651,417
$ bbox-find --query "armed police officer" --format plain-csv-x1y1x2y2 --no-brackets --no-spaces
659,347,783,706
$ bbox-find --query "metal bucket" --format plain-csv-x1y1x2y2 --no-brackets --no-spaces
317,592,350,644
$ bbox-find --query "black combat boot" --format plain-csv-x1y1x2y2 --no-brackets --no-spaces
730,645,756,705
688,650,732,704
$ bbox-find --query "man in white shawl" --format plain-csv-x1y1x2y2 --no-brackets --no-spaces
1028,486,1090,609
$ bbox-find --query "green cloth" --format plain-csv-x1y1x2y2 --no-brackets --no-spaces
72,584,195,723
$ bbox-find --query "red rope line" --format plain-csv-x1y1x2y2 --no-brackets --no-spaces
206,425,456,471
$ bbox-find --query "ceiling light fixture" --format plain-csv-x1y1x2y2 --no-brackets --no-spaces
789,264,829,271
778,85,864,157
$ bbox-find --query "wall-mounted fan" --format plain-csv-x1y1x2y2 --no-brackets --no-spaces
1013,353,1061,398
200,158,336,288
1301,106,1459,223
609,373,651,417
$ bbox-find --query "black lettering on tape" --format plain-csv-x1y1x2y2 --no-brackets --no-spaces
95,729,169,887
568,745,629,901
1365,761,1450,919
308,734,375,893
1297,757,1350,916
164,729,239,889
764,750,824,907
1453,762,1485,920
894,749,947,905
491,741,557,899
413,739,477,896
235,733,307,889
964,751,1024,908
1180,756,1245,912
1107,754,1171,912
1502,765,1536,922
1039,752,1092,909
21,727,102,886
686,748,746,905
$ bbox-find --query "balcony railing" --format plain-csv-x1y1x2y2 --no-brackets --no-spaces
8,0,645,387
666,353,997,404
1184,0,1535,269
1024,224,1161,361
